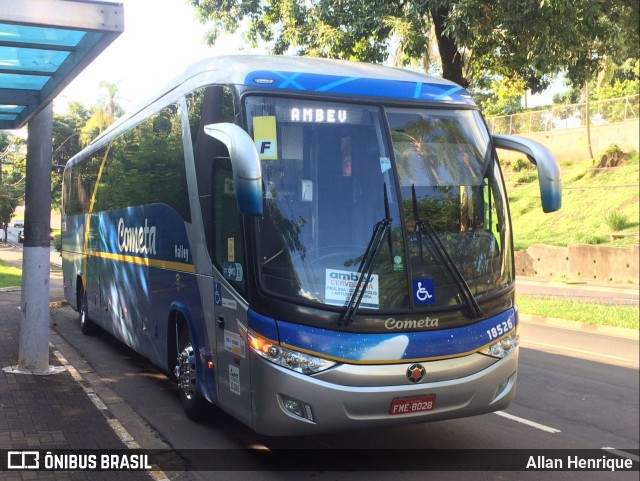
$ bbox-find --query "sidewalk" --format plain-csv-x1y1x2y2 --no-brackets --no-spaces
0,244,153,480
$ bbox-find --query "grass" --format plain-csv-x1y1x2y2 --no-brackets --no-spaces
505,151,640,251
0,259,21,289
517,294,639,330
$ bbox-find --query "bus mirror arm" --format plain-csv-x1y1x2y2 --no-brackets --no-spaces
204,123,263,216
492,134,562,213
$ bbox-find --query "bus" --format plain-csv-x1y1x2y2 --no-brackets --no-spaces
61,55,561,436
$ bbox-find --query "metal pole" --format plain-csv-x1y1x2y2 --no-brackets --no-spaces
19,102,53,372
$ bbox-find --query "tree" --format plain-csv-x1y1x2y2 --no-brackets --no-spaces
80,80,125,146
474,77,527,117
51,102,91,210
0,133,26,242
186,0,638,93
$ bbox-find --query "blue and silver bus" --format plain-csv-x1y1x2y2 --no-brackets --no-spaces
62,55,561,435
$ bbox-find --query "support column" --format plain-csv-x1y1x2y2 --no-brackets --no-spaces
18,102,53,372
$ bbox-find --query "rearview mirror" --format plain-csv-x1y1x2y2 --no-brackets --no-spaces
204,123,263,216
492,134,562,213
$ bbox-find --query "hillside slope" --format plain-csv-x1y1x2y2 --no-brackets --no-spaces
504,151,639,251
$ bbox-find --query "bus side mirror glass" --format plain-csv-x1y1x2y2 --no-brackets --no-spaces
492,134,562,213
204,123,263,216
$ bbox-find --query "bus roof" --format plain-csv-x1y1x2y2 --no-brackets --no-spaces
178,55,475,105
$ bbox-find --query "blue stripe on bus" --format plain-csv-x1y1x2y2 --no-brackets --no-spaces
244,71,475,104
249,309,517,363
248,309,280,342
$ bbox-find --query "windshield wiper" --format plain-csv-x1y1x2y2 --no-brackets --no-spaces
340,186,392,325
411,185,483,319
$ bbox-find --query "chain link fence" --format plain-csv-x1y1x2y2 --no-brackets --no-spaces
487,95,639,135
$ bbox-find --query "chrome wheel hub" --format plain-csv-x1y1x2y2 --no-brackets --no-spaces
176,344,196,399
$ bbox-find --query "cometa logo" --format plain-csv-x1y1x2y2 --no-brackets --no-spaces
117,218,157,255
384,317,439,330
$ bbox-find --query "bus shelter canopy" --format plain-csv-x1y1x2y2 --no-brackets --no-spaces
0,0,123,129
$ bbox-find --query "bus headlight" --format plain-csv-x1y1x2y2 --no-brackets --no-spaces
480,329,520,359
248,331,336,375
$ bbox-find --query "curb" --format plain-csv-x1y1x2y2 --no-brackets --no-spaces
519,313,639,340
49,324,172,480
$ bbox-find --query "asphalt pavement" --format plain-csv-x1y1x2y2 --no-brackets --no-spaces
0,240,638,479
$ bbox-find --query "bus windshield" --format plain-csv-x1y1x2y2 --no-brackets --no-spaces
246,96,512,315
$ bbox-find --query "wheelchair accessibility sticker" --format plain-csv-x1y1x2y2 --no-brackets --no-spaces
413,279,435,304
214,283,222,306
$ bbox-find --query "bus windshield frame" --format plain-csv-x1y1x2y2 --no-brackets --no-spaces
245,95,513,323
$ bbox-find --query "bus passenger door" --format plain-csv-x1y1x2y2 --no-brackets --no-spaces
211,157,253,425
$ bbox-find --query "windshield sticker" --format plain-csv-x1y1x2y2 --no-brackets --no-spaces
253,116,278,160
341,137,352,176
300,179,313,202
227,237,235,262
413,279,435,305
393,255,404,272
325,269,379,309
380,156,391,173
222,262,243,282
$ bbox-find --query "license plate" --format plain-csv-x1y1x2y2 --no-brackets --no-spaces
390,395,436,415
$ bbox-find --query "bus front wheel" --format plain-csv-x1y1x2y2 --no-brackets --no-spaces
175,325,207,421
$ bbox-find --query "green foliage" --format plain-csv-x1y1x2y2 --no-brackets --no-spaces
53,233,62,252
511,158,534,172
604,211,629,231
52,103,91,210
186,0,639,93
517,295,639,329
80,81,125,146
514,172,537,184
0,260,21,289
506,152,639,250
553,88,581,105
573,232,607,245
604,144,623,155
0,133,26,237
474,77,527,116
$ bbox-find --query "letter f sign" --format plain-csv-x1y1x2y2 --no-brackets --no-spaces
255,138,277,159
260,141,271,154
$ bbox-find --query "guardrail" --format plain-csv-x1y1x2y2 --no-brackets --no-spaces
487,95,639,135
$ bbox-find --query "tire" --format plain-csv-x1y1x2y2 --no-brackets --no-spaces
175,325,208,421
78,287,97,336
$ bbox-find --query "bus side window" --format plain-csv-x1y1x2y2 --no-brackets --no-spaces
212,157,246,294
188,85,237,257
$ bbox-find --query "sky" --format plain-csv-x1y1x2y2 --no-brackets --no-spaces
56,0,252,112
55,0,562,113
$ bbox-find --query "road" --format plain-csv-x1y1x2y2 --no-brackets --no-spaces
4,225,21,245
517,277,640,306
49,304,639,481
3,225,55,250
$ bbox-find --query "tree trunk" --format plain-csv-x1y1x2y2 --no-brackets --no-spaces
585,81,593,159
430,6,467,87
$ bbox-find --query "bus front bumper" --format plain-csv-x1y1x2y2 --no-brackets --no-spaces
249,349,518,436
